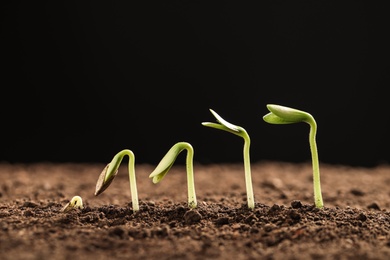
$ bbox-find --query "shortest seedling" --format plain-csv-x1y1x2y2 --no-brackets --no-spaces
95,149,139,212
202,109,255,210
61,195,84,212
263,104,324,208
149,142,197,209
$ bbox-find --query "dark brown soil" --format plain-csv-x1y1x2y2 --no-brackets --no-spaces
1,162,390,259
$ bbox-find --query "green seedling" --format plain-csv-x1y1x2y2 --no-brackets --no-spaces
61,195,84,212
202,109,255,210
149,142,197,209
94,149,139,212
263,104,324,208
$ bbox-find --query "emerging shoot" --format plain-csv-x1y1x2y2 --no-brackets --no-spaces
149,142,197,209
263,104,324,209
202,109,255,210
61,195,84,212
95,149,139,212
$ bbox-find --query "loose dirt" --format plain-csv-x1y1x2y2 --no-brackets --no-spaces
1,162,390,259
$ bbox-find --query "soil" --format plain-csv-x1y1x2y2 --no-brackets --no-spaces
1,161,390,260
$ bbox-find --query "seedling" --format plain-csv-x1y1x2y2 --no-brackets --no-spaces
202,109,255,210
94,149,139,212
263,104,324,208
149,142,197,209
61,195,84,212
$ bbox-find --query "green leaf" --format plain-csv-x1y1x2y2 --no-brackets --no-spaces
264,104,310,124
149,143,184,183
209,109,240,132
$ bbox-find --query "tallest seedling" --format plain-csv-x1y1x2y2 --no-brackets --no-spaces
263,104,324,208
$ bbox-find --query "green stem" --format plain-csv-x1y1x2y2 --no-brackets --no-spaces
201,109,255,210
308,118,323,208
242,132,255,209
111,149,139,212
149,142,197,209
184,143,197,208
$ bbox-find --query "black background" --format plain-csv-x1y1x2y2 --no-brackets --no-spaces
1,1,389,167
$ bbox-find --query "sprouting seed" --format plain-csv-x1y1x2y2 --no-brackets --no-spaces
149,142,197,209
263,104,324,208
202,109,255,210
61,195,84,212
94,149,139,212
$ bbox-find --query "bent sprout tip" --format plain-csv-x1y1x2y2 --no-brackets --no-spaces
263,104,324,209
94,149,139,212
149,142,197,209
263,104,312,124
202,109,255,210
61,195,84,212
95,163,118,196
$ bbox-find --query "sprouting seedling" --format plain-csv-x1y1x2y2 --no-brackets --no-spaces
202,109,255,210
94,149,139,212
263,104,324,209
149,142,197,209
61,195,84,212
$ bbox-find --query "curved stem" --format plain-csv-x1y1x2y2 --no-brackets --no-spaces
202,109,255,210
127,151,139,212
242,133,255,209
308,119,323,208
114,149,139,212
185,143,197,208
149,142,197,209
